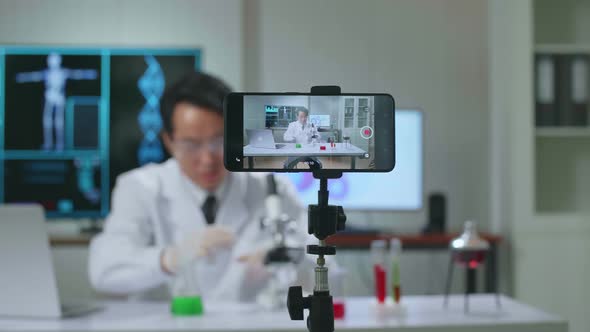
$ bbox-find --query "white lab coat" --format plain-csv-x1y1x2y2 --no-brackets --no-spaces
89,158,321,301
283,121,320,143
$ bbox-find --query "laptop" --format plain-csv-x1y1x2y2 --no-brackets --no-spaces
246,129,286,149
0,204,101,318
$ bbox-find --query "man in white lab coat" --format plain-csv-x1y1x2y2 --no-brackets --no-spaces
89,72,319,301
283,109,322,169
283,108,319,144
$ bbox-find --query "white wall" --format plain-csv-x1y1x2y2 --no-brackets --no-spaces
246,0,489,234
0,0,243,90
309,96,341,132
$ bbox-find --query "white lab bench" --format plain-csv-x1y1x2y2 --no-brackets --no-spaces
0,295,566,332
243,142,367,169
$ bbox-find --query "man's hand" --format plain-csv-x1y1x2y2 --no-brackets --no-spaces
237,249,267,265
199,226,235,256
161,226,235,274
238,249,271,282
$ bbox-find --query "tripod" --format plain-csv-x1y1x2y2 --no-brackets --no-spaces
287,172,346,332
286,85,348,332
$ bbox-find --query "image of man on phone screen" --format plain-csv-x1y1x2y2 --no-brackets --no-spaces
283,108,320,144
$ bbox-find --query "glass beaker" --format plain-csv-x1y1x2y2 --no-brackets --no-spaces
343,136,351,149
256,263,297,310
171,259,204,316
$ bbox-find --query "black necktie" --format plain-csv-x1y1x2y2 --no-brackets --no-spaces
202,195,217,225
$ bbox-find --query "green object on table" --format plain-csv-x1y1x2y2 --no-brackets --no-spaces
295,143,302,148
171,295,204,316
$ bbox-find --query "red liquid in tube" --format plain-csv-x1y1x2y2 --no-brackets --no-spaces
393,285,401,304
333,301,345,319
374,264,386,303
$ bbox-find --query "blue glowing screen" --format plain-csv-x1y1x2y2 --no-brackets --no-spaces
0,47,201,218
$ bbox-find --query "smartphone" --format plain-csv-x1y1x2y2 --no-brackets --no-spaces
224,93,395,172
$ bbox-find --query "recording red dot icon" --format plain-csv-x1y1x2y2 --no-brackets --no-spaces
360,126,374,139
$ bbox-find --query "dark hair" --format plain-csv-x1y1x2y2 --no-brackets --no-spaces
160,71,232,134
297,108,309,116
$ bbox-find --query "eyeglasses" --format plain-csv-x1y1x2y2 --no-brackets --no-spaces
174,136,223,156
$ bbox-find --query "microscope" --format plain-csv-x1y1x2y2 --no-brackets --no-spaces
257,174,305,310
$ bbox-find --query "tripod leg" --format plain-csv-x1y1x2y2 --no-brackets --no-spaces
465,267,476,314
466,267,476,294
444,253,454,307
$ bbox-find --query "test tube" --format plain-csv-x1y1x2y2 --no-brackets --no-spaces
370,239,387,304
331,267,346,319
390,238,402,304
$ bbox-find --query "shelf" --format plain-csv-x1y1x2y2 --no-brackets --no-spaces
535,127,590,138
535,44,590,54
325,232,502,249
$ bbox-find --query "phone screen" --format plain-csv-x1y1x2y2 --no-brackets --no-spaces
224,93,395,172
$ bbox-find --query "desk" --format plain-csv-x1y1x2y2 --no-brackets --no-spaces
0,295,565,332
243,143,366,169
